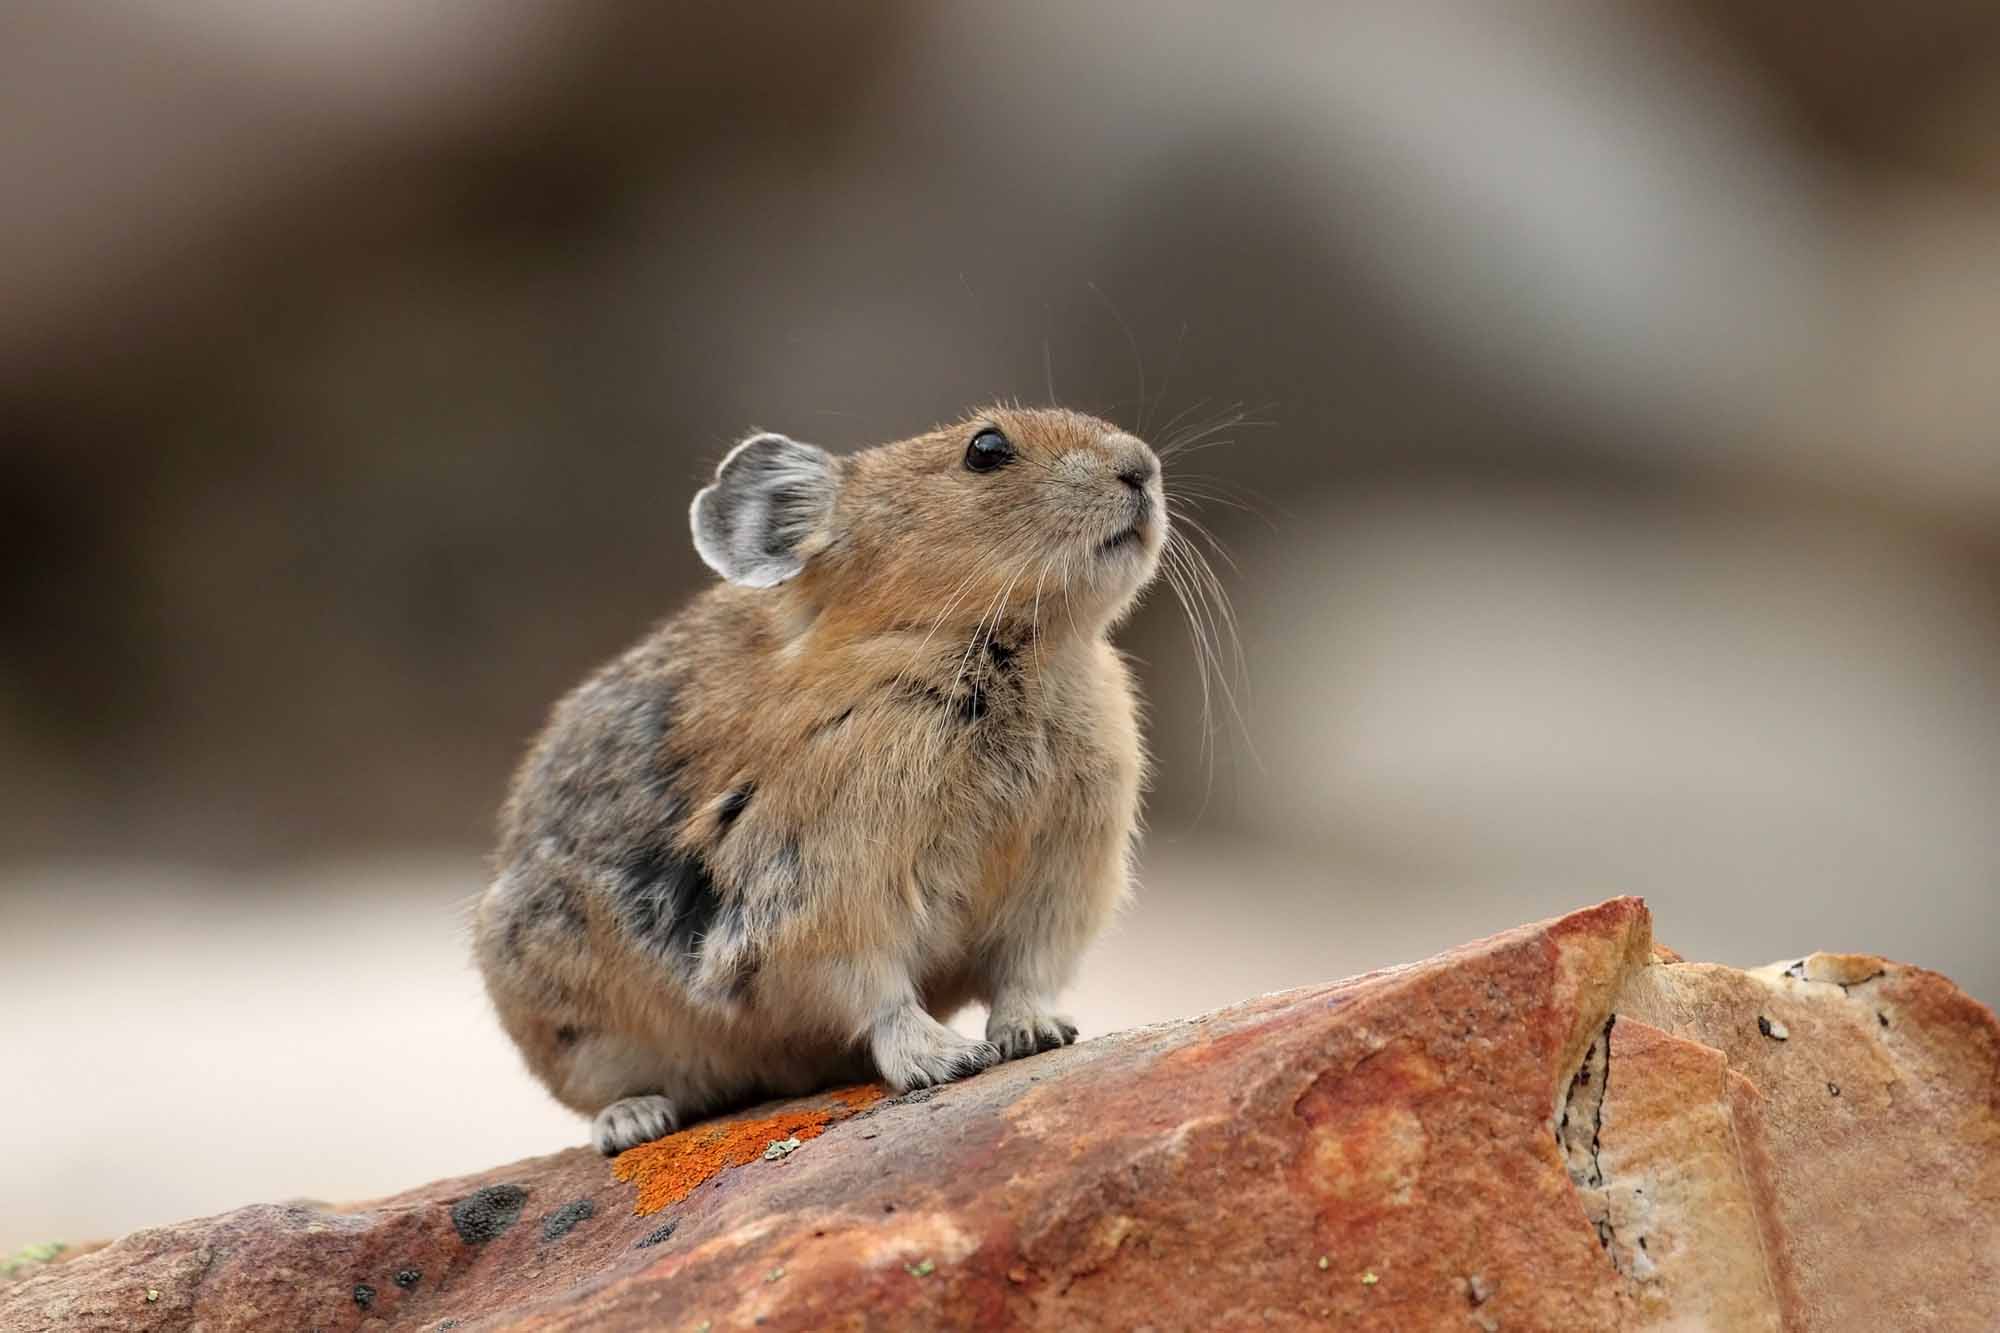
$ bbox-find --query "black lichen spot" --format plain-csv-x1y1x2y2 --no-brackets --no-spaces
451,1184,529,1244
353,1283,377,1310
719,784,755,832
394,1267,422,1289
634,1222,677,1249
1878,1011,1890,1028
619,842,721,962
1827,1082,1841,1097
541,1199,595,1241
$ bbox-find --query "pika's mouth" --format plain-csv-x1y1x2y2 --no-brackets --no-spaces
1097,487,1158,558
1098,524,1143,555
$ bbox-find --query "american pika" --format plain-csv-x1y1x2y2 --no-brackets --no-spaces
474,407,1164,1154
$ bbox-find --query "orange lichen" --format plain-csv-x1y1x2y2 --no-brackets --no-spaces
612,1084,888,1215
825,1084,885,1111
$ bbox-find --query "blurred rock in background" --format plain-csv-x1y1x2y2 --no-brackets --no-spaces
4,0,1998,1249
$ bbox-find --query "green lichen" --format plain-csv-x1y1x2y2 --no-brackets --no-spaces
1,1242,68,1278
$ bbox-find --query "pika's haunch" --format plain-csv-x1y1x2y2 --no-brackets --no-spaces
474,407,1164,1155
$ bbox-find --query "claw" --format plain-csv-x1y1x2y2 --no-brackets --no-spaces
987,1011,1079,1062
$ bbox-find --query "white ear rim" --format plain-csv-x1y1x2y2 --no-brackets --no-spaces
689,432,836,587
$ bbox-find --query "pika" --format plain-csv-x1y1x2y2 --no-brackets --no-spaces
474,407,1165,1154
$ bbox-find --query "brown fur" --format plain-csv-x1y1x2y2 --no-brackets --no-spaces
473,407,1163,1153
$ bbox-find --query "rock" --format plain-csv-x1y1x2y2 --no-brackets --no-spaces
4,897,1995,1331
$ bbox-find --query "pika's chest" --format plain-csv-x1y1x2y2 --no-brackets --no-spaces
898,631,1127,794
693,629,1135,892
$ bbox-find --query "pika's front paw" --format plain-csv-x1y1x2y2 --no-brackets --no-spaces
892,1035,1001,1092
986,1009,1079,1062
871,1004,1000,1093
591,1094,678,1156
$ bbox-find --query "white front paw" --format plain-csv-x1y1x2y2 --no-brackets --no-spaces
872,1005,1001,1092
886,1032,1000,1092
591,1094,678,1156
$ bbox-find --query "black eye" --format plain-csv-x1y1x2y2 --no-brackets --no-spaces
963,427,1014,473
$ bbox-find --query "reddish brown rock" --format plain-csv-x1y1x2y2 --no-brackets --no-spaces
5,898,1996,1331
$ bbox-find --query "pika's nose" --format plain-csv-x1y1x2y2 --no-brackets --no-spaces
1116,454,1158,492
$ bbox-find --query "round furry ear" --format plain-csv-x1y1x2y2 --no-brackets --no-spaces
690,433,838,587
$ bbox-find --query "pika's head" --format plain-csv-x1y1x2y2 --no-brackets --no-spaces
692,407,1165,635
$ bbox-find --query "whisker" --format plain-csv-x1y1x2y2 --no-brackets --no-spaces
1154,469,1261,797
1158,537,1220,801
1088,281,1147,436
1163,505,1244,576
1174,529,1257,768
1153,396,1214,447
1155,402,1276,463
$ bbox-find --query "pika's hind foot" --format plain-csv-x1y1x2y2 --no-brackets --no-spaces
986,1007,1078,1062
591,1094,678,1156
871,1004,1000,1092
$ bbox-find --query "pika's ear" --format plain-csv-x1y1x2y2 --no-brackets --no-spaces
690,432,838,587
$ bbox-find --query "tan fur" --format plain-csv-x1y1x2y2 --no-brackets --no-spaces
473,407,1162,1153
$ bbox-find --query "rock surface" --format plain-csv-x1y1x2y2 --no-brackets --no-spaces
5,898,1996,1331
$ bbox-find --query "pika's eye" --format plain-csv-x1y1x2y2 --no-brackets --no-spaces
964,427,1014,473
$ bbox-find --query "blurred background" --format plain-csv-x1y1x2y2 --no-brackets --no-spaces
6,1,1999,1250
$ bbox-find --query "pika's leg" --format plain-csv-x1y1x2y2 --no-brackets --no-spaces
979,816,1132,1062
870,998,1000,1091
560,1032,688,1156
977,912,1092,1062
752,951,998,1093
